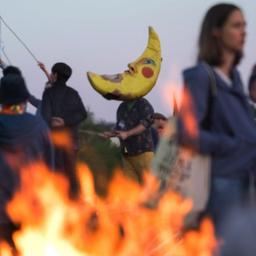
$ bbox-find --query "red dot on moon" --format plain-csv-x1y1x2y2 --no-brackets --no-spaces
142,67,154,78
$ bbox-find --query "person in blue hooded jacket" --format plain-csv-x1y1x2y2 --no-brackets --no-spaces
178,3,256,238
0,74,54,250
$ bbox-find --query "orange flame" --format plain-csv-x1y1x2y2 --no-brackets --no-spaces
0,242,13,256
1,162,216,256
161,81,182,116
179,86,199,139
161,78,199,140
50,130,73,150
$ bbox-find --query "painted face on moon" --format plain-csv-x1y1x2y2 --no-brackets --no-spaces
87,27,162,101
100,58,155,82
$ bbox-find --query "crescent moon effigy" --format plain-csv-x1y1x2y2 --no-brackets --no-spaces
87,26,162,100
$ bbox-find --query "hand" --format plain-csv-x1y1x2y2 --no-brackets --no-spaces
51,117,65,127
116,130,129,140
38,61,47,72
0,58,6,69
162,117,176,139
100,131,118,139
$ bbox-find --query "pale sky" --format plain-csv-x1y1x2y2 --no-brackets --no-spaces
1,0,256,121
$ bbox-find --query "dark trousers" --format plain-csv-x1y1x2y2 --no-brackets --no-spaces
55,147,80,198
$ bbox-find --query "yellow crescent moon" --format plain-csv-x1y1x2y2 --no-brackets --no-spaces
87,26,162,100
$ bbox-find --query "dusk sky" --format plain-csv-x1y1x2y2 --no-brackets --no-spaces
1,0,256,121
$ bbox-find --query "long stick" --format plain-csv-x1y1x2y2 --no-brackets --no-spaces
79,130,103,137
0,16,38,62
0,17,2,60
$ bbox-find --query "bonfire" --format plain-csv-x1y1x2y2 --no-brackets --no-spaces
0,161,216,256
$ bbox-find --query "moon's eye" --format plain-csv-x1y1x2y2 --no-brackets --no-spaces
143,58,156,66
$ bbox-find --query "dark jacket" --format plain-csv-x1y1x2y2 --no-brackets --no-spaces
116,98,154,156
41,81,87,148
178,62,256,178
0,113,54,223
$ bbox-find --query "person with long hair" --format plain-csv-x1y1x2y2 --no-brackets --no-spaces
179,3,256,238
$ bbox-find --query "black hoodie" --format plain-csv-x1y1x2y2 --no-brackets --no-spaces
41,81,87,148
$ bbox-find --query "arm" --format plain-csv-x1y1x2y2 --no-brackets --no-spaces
116,124,146,140
38,62,52,83
27,62,49,109
178,65,238,156
100,131,118,139
62,91,87,126
28,95,42,108
27,62,50,109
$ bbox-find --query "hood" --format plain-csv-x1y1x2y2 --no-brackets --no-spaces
0,113,47,146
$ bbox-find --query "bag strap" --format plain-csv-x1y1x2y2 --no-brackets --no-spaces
202,62,217,97
201,62,217,129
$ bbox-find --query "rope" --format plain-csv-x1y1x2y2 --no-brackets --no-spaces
0,16,38,62
2,47,12,64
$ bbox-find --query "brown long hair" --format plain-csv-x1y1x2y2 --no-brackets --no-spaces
198,3,243,66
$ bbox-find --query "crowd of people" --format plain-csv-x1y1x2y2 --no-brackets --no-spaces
0,2,256,255
0,61,87,251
